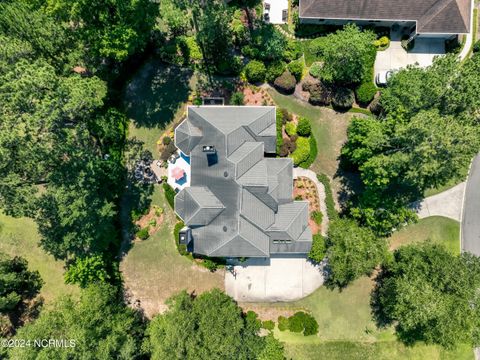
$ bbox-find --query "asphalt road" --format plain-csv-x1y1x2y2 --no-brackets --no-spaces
462,154,480,256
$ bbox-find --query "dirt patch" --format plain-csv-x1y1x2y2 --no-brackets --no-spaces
135,206,165,237
293,177,321,234
239,304,298,321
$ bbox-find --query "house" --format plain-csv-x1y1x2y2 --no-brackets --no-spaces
174,106,312,258
299,0,471,40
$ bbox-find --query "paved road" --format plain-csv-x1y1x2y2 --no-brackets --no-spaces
462,154,480,255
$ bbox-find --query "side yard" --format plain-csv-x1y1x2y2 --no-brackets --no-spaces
0,213,78,304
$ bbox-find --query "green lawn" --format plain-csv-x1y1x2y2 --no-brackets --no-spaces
389,216,460,255
120,187,224,318
0,213,78,304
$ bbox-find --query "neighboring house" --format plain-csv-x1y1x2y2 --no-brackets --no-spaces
174,106,312,258
264,0,289,24
299,0,471,40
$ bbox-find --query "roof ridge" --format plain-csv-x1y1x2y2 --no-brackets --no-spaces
239,216,270,255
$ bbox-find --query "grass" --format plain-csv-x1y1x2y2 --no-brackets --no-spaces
389,216,460,255
120,186,224,318
0,213,78,304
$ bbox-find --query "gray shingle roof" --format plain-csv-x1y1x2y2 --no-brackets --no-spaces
174,106,312,257
299,0,471,34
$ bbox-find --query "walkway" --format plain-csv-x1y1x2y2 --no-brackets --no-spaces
292,167,329,235
411,182,466,221
462,154,480,255
458,0,475,61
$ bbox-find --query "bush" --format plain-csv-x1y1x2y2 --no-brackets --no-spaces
179,35,202,63
473,40,480,53
303,313,319,336
281,108,292,123
308,37,329,58
368,96,383,115
331,87,354,109
297,133,317,169
230,92,245,105
202,259,218,272
311,211,323,225
244,60,266,83
285,122,296,136
283,312,319,336
277,316,289,331
273,70,296,94
162,136,171,145
163,183,176,209
303,81,331,106
355,82,377,105
262,320,275,331
266,61,287,83
309,62,323,78
316,173,338,220
308,234,326,263
292,136,310,166
287,59,304,82
136,227,150,240
283,39,302,61
288,312,305,333
296,117,311,137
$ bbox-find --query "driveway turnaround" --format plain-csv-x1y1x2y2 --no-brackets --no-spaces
462,154,480,255
411,182,466,221
225,255,324,302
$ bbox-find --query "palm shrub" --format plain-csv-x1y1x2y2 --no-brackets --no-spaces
273,70,296,94
244,60,266,83
331,87,354,109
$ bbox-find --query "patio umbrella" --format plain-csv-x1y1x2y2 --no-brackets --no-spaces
172,167,185,181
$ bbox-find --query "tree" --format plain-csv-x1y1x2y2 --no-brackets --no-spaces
325,218,387,288
9,283,144,359
64,255,110,288
143,289,281,360
0,254,43,314
250,24,287,62
372,243,480,348
159,0,190,37
314,24,376,84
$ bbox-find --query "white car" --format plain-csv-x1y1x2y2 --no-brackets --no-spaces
375,70,394,87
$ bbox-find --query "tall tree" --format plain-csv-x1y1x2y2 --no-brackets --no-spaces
9,283,144,359
143,289,283,360
372,243,480,348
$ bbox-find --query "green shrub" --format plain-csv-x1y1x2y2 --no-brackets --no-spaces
311,211,323,225
473,40,480,53
298,133,317,169
276,109,284,153
303,313,319,336
162,136,171,145
368,96,382,115
136,227,150,240
154,207,164,216
266,61,287,83
179,35,202,62
303,81,331,106
316,173,338,220
292,137,310,165
285,122,297,136
287,59,304,82
202,259,218,272
148,218,157,227
163,183,176,209
296,117,311,137
379,36,389,47
217,55,243,76
262,320,275,331
331,87,354,109
283,39,302,61
309,62,323,78
244,60,266,83
308,234,326,263
355,82,377,105
288,312,305,333
230,92,245,105
278,316,289,331
273,70,296,94
308,37,328,58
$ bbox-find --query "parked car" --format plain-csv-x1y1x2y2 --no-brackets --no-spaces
375,70,394,87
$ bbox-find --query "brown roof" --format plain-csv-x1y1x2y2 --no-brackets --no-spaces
299,0,471,34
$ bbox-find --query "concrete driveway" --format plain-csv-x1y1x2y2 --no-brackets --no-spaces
374,36,445,76
462,154,480,256
225,255,324,302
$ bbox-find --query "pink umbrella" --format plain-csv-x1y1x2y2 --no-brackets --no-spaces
172,167,185,181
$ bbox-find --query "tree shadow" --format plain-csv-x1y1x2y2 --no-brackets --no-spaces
123,59,193,129
334,155,364,213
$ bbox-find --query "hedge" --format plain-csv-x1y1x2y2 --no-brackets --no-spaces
173,221,189,256
298,133,318,169
308,234,326,263
163,183,176,209
316,173,338,220
276,109,284,153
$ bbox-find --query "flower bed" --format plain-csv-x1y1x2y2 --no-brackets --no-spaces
293,176,321,234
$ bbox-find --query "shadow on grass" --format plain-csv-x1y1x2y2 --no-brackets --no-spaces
124,59,192,129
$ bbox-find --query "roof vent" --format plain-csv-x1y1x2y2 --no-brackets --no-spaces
224,171,229,177
202,145,216,153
